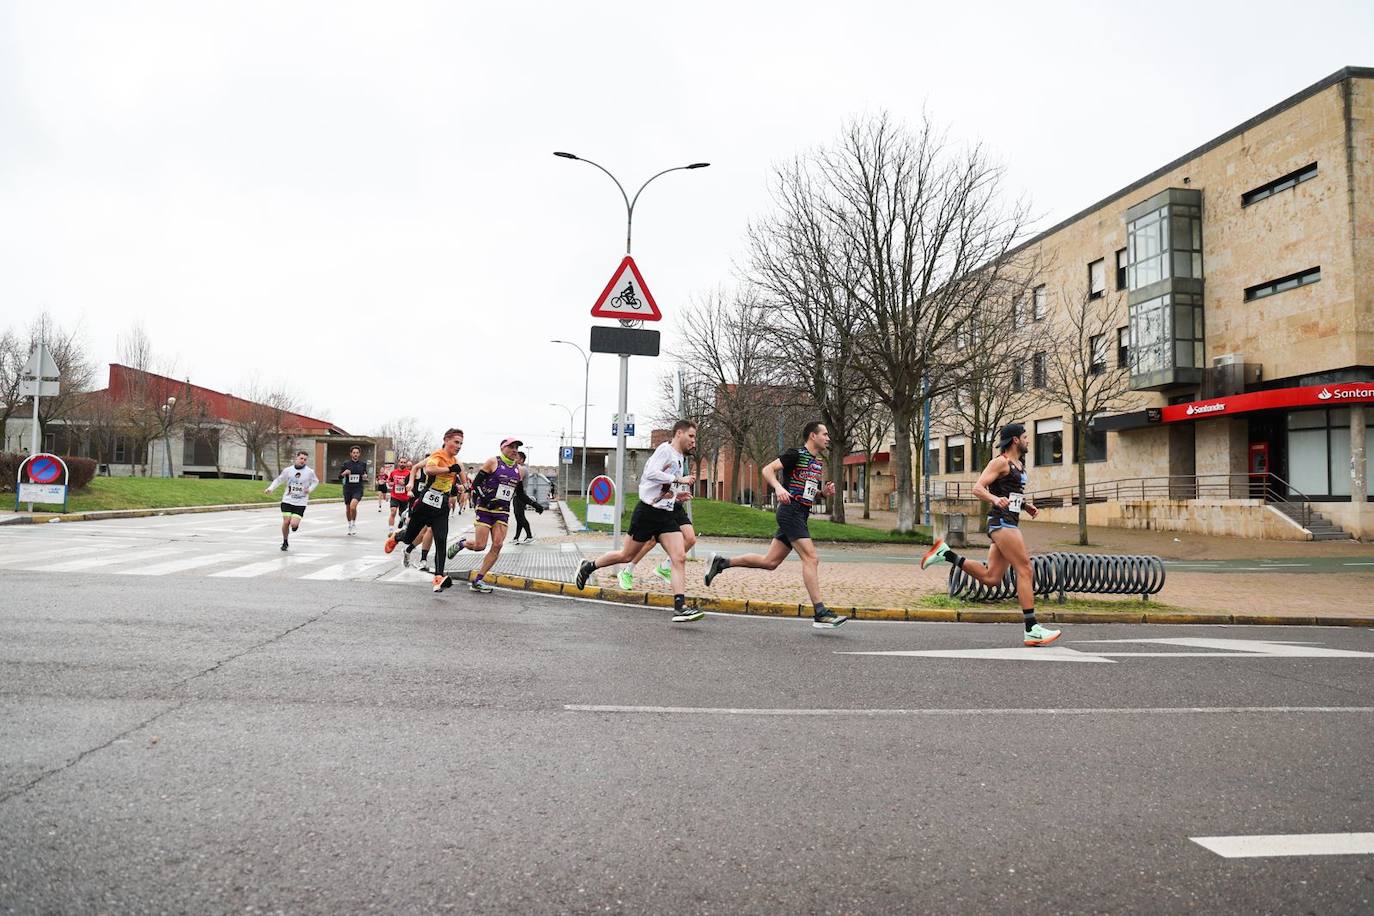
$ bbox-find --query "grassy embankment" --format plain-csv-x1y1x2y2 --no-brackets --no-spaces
566,496,930,545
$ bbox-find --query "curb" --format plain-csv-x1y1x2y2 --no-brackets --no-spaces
466,571,1373,628
0,499,346,525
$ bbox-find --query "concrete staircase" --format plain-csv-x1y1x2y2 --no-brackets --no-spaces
1271,501,1353,540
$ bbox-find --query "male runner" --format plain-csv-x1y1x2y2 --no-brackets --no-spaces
703,421,848,628
447,438,524,593
386,457,412,532
265,450,319,551
339,446,368,535
618,448,696,589
384,429,468,592
376,461,393,512
575,421,703,623
510,451,544,544
920,422,1062,646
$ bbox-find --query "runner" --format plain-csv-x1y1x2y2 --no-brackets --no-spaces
919,422,1062,646
617,446,696,589
376,461,393,512
446,438,524,593
510,451,544,544
265,450,320,551
339,446,368,535
384,429,468,592
575,421,703,623
702,422,848,629
386,457,413,532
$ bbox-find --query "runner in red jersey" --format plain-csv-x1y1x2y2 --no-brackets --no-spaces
386,458,413,532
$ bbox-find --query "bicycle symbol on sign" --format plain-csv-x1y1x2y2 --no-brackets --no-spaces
609,283,644,311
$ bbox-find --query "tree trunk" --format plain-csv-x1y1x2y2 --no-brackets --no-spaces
862,459,872,519
891,406,916,532
828,440,846,525
1076,424,1089,546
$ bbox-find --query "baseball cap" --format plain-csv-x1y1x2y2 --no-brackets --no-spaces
501,437,523,448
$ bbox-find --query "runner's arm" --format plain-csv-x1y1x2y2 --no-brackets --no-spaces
264,469,288,493
972,457,1011,509
761,458,790,504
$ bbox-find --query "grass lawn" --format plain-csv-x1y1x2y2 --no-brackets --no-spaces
566,496,931,544
46,477,347,513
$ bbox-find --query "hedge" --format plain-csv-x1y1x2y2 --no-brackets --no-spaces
0,453,98,493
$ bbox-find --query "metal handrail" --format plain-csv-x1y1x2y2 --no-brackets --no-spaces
935,472,1318,530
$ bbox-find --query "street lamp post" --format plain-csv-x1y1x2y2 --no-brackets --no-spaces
550,339,591,502
550,400,593,498
553,152,710,544
160,396,177,478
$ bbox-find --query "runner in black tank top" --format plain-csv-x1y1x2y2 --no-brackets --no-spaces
919,422,1062,647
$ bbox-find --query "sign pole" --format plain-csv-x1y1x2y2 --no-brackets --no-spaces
613,353,629,545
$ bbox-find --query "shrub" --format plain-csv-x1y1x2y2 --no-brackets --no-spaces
0,453,18,493
0,453,98,492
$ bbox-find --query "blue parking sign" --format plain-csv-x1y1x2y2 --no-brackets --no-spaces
561,446,574,464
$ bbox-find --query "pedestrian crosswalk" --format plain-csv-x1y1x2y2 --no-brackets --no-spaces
0,505,583,586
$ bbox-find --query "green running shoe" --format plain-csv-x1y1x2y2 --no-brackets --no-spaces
470,577,494,594
1024,623,1062,646
655,562,671,583
617,568,634,590
919,539,949,569
445,537,466,561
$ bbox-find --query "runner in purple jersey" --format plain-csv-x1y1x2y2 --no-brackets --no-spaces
446,437,525,593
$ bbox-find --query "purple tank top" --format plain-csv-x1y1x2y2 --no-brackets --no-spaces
480,460,521,509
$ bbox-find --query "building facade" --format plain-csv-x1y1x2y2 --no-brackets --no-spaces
921,66,1373,539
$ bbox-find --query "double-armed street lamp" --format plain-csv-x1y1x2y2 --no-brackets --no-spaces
552,152,710,542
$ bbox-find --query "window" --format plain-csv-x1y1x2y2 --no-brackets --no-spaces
1082,417,1107,463
1089,334,1107,375
1130,291,1204,374
1011,297,1022,329
1032,285,1047,320
1012,364,1025,392
1127,203,1203,290
1242,162,1317,207
945,436,966,474
1115,248,1128,290
113,437,128,464
1117,327,1129,368
1245,266,1320,301
1286,408,1374,498
183,428,220,466
1034,418,1063,466
1032,352,1047,389
1088,259,1106,300
926,446,939,475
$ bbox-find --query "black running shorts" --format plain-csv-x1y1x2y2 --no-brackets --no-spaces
280,502,306,517
343,486,364,504
390,497,411,511
772,501,812,546
628,502,681,543
671,502,691,528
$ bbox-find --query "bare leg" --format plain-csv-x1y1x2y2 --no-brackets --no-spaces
475,522,508,580
723,538,793,572
790,537,823,606
658,531,686,593
593,535,651,569
987,528,1035,610
954,539,1009,587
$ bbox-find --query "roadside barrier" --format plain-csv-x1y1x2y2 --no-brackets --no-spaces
948,553,1167,603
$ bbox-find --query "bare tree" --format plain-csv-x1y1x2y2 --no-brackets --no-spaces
0,328,26,450
30,314,96,443
1039,285,1138,545
376,417,433,464
225,381,301,479
114,325,194,476
809,114,1031,531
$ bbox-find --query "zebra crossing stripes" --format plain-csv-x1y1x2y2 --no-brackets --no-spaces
301,554,395,580
116,552,253,576
209,554,328,578
36,547,181,572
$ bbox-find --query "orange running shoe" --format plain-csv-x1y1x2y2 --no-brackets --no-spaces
384,534,397,554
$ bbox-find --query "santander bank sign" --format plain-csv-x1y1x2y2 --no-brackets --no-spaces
1162,382,1374,423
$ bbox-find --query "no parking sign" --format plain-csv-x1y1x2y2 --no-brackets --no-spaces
16,453,70,511
586,475,616,525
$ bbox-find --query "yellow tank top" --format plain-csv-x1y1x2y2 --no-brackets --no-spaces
424,449,457,493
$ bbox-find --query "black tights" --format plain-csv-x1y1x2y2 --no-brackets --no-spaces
400,503,448,575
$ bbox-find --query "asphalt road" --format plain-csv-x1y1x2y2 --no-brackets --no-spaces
2,524,1372,913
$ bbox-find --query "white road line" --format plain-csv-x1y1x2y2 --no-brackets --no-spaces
1191,833,1374,858
1343,562,1374,566
564,705,1374,717
32,547,181,572
301,554,396,580
115,552,252,576
209,554,328,578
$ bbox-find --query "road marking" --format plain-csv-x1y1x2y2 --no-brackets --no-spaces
1343,562,1374,566
565,705,1374,717
115,552,251,576
32,547,180,572
1190,833,1374,858
210,554,328,577
849,638,1374,663
845,646,1116,663
301,554,396,580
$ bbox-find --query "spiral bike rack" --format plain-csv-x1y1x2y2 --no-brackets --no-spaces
948,553,1166,604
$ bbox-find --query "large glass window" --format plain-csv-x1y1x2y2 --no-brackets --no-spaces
945,436,966,474
1286,408,1374,499
1035,418,1063,467
1130,294,1170,375
1128,203,1203,290
1082,419,1107,463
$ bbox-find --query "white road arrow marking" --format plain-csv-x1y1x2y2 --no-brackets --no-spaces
1191,833,1374,858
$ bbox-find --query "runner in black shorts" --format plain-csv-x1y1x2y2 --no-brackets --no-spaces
339,446,368,535
376,462,392,512
920,422,1062,646
616,450,697,589
703,421,848,629
575,421,703,622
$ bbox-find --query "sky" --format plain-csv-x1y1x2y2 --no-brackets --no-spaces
3,0,1373,464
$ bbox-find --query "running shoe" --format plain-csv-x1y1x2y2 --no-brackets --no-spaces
280,540,289,552
617,568,634,590
575,559,596,590
420,560,432,573
470,577,494,593
402,549,412,568
524,537,536,545
655,562,671,583
812,611,850,629
704,553,728,587
1024,624,1062,647
445,538,466,561
384,534,397,554
671,607,705,623
919,539,949,569
432,575,452,593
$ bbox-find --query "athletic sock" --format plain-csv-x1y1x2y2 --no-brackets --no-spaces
944,550,965,569
420,550,428,561
1023,609,1037,632
674,594,685,611
813,602,828,617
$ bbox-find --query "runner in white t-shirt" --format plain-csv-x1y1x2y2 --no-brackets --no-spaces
265,450,320,551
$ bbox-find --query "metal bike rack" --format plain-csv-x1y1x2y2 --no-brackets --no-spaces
948,553,1166,604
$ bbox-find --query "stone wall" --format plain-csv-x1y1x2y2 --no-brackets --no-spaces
1033,498,1311,540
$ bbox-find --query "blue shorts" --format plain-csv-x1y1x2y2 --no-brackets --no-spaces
987,514,1019,533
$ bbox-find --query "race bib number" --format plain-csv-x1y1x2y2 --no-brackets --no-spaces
1007,493,1024,513
495,483,516,503
347,473,360,484
421,488,444,509
287,482,305,497
802,479,818,502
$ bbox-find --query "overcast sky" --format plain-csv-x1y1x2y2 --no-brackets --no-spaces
3,0,1372,463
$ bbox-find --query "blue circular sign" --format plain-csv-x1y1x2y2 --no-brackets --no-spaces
28,455,61,484
589,477,613,505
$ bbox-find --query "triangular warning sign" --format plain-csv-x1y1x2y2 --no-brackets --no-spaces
590,256,662,321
